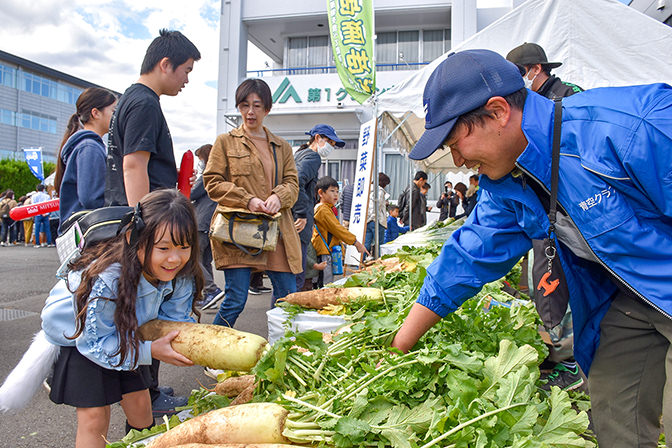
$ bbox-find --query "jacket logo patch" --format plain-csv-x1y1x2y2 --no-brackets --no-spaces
579,186,613,211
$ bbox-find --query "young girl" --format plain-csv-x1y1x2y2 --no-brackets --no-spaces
54,87,117,234
0,189,203,448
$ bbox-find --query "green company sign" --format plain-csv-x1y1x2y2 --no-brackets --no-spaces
271,77,390,105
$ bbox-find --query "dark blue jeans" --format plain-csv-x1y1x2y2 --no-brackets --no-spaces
34,215,51,245
0,218,17,243
364,221,385,253
213,268,297,327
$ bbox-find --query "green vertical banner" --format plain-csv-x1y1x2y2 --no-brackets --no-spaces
327,0,375,104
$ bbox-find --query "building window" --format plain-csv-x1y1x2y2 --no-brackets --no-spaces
18,110,58,134
58,85,82,105
288,36,334,74
0,64,17,88
423,29,448,63
285,29,449,73
0,109,15,126
22,72,58,99
18,72,80,104
377,29,450,71
328,161,340,180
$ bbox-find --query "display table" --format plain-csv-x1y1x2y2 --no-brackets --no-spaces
267,307,346,345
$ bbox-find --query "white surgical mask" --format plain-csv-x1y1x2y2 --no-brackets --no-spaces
197,159,206,176
318,141,334,158
523,71,537,90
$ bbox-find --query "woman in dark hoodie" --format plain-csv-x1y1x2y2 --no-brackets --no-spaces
55,88,117,233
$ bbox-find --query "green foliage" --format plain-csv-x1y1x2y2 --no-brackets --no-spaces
248,261,589,447
0,158,55,197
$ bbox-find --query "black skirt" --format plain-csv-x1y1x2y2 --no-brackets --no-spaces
49,346,147,408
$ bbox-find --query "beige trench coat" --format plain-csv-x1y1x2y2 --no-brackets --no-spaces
203,126,302,274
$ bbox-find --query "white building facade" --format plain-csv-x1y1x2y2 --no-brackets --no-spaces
216,0,671,201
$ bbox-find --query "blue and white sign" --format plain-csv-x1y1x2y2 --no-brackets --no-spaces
345,117,376,266
24,147,44,181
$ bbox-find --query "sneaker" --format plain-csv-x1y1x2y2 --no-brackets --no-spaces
541,363,584,391
158,386,174,396
249,285,271,294
151,391,188,417
201,288,225,310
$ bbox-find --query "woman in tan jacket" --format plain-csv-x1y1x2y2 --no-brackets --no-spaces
203,78,302,327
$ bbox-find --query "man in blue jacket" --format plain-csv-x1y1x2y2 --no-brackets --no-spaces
391,49,672,447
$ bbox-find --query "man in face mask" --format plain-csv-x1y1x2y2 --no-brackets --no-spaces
506,42,583,100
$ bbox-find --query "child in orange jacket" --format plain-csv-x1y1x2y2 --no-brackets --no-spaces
312,176,368,286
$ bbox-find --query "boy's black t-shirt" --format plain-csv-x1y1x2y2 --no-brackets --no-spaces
105,83,177,206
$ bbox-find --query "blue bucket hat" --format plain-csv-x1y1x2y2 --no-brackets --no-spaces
306,124,346,147
409,49,524,161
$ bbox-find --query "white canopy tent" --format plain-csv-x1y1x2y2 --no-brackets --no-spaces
375,0,672,172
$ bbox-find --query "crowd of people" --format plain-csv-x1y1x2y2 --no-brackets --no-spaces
1,27,669,448
0,186,59,247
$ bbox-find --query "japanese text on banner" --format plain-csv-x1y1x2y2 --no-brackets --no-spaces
345,117,376,265
327,0,375,104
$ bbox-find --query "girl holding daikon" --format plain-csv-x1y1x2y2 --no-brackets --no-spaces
1,189,203,448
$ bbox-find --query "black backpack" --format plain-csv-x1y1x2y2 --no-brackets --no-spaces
55,206,133,277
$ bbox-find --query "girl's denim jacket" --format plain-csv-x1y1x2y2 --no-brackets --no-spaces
41,263,195,370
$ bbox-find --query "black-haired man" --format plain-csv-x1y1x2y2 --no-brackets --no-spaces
105,29,201,207
398,170,428,231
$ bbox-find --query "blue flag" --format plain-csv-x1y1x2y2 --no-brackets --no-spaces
24,148,44,181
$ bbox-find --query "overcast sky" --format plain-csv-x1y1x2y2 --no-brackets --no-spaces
0,0,250,160
1,0,510,160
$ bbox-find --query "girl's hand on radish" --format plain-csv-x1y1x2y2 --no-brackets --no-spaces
151,330,194,366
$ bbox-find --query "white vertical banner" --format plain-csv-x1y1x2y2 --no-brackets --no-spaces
345,117,376,266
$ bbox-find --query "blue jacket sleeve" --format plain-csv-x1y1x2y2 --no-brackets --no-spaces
75,141,106,210
158,276,197,323
75,278,152,370
417,189,532,317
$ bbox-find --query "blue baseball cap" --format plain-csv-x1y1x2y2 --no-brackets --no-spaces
409,49,524,161
306,124,346,147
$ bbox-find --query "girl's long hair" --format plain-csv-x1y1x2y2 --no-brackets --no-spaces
55,87,117,195
67,189,203,367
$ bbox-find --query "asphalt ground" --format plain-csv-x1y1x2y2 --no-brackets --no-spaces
0,245,271,448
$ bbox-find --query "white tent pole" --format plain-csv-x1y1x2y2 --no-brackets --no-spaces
373,100,380,258
408,160,413,230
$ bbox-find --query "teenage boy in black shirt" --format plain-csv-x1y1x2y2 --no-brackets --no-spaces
105,29,201,207
104,29,201,419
